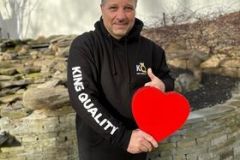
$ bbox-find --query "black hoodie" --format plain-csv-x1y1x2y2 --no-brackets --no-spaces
67,18,174,150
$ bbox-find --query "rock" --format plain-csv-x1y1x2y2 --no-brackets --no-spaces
28,36,50,49
1,101,32,119
221,67,239,77
165,41,187,53
53,71,67,84
0,131,9,146
231,83,240,96
0,55,3,61
188,51,209,67
0,39,24,52
29,50,40,59
37,79,61,88
0,131,20,147
166,50,191,60
16,45,31,56
42,48,53,55
187,50,209,81
200,54,227,68
220,58,240,68
0,75,13,81
49,43,58,53
0,61,12,68
40,59,66,74
0,68,18,75
54,60,67,72
24,72,48,84
16,66,41,74
175,73,202,93
0,94,22,104
55,46,70,57
23,86,70,110
168,59,187,69
50,35,75,47
30,43,49,49
0,87,21,97
1,51,18,61
0,79,31,89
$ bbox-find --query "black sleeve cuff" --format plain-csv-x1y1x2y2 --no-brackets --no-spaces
120,130,132,150
162,77,175,92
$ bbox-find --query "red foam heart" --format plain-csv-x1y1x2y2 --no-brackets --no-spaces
132,87,190,142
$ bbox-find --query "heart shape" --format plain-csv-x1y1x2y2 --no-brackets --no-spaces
132,87,190,142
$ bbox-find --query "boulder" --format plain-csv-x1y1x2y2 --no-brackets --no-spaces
23,86,69,110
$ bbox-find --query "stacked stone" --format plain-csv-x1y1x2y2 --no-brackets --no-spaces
0,35,78,160
142,12,240,78
147,84,240,160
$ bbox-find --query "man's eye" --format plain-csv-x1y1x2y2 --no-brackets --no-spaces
109,6,117,11
125,7,134,11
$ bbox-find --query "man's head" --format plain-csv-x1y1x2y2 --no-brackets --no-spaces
100,0,137,39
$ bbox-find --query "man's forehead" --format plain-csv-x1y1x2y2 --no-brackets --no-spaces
102,0,137,5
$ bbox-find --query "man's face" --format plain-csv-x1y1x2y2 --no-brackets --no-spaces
101,0,136,39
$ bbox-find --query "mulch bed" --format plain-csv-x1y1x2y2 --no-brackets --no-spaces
170,68,240,111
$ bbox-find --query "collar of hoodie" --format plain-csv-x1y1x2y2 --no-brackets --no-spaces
94,17,143,78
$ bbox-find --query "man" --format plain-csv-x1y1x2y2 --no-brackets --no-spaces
67,0,174,159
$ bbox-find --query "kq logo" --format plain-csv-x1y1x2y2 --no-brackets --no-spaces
136,62,147,75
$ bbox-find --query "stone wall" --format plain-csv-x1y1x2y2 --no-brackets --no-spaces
148,86,240,160
0,108,77,160
0,12,240,160
0,35,78,159
142,12,240,78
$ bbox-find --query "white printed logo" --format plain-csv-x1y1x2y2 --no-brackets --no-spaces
71,66,119,135
136,62,147,75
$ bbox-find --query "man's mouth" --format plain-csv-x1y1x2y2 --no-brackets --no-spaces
113,23,128,28
114,23,127,25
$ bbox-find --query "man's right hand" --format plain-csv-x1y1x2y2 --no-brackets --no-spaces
127,129,158,154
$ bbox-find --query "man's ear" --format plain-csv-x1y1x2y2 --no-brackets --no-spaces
100,4,104,12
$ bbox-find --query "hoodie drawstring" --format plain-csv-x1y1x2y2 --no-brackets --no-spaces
124,39,132,84
109,37,117,76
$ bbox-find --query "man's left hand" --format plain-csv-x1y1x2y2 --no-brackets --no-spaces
144,68,166,92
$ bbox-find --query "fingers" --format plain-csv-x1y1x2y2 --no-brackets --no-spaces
135,130,153,152
147,68,156,81
139,140,152,152
142,132,159,148
144,68,166,92
144,69,157,87
144,82,151,87
139,130,158,148
127,129,159,154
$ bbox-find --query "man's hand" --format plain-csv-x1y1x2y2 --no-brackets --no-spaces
127,129,158,154
144,68,166,92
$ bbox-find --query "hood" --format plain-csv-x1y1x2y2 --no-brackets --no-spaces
93,17,143,77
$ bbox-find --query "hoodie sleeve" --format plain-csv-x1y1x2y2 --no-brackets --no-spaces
67,35,132,149
152,44,175,91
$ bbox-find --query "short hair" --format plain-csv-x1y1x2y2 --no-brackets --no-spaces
101,0,138,6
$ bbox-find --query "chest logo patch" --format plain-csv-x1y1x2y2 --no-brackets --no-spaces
136,62,147,75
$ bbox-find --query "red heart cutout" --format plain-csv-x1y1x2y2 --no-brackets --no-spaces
132,87,190,142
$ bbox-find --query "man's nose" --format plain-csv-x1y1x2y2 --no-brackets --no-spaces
116,9,127,20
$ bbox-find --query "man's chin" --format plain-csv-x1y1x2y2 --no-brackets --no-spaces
113,30,128,38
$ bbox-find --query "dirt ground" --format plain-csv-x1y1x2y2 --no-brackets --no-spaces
170,68,240,111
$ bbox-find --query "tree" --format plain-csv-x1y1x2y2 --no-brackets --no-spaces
0,0,40,39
